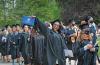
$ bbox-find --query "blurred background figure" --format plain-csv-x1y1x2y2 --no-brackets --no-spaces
19,25,31,65
1,28,9,62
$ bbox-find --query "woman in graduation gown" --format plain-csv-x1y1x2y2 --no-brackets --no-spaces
16,24,22,63
35,18,67,65
19,25,32,65
6,25,13,62
65,19,79,65
77,20,99,65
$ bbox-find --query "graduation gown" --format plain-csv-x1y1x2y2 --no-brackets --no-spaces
0,35,2,52
7,33,13,55
36,20,67,65
19,32,31,64
16,32,22,58
65,28,75,50
77,23,98,65
1,35,8,56
77,40,99,65
31,34,45,65
65,28,77,59
10,32,19,59
89,25,97,44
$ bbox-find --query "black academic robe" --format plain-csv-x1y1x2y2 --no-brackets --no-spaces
89,25,97,44
19,32,31,64
10,32,19,59
77,40,99,65
0,35,2,52
7,33,13,55
78,23,98,65
16,32,22,58
31,34,45,65
36,20,67,65
1,35,8,56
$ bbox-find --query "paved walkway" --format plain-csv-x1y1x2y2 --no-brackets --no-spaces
0,61,19,65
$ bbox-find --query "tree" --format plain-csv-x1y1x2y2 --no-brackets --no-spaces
0,0,60,27
56,0,100,24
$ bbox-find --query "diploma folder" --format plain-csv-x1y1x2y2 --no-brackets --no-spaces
22,16,36,26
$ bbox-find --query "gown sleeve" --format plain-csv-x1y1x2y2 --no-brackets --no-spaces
35,18,50,36
77,43,85,57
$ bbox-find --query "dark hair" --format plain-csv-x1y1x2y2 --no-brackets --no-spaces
22,24,30,29
84,16,92,22
5,25,10,29
16,24,20,27
51,19,62,33
11,24,16,28
2,28,6,31
51,19,61,26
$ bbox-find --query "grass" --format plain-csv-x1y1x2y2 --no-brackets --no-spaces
97,36,100,56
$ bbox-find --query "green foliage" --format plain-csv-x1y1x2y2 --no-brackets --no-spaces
97,37,100,56
0,0,60,27
95,17,100,25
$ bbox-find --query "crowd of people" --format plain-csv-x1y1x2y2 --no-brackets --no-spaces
0,16,100,65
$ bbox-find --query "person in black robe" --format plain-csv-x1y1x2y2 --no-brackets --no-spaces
10,25,17,59
9,25,20,65
16,24,22,63
31,28,46,65
19,25,32,65
0,31,2,54
1,25,12,62
1,29,8,62
35,18,67,65
64,19,78,65
30,28,45,65
87,16,97,45
6,25,13,62
77,20,99,65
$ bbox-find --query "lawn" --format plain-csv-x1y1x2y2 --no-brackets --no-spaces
97,36,100,56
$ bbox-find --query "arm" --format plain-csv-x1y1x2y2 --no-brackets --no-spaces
35,18,49,36
78,47,85,56
78,43,89,56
